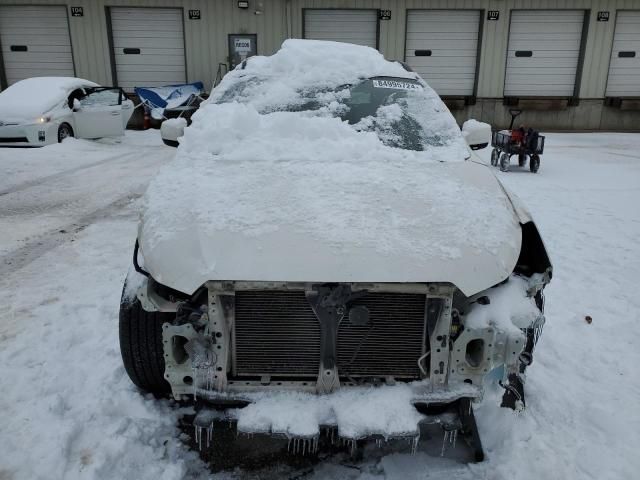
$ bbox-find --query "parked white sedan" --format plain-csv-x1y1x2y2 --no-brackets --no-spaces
0,77,134,146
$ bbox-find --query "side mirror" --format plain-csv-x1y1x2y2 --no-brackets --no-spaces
462,119,491,150
72,98,82,112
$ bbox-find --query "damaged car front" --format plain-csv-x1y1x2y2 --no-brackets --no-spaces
119,39,551,459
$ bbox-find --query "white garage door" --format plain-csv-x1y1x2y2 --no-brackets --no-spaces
504,10,585,97
606,11,640,97
405,10,480,96
0,6,74,87
110,7,185,90
304,10,378,48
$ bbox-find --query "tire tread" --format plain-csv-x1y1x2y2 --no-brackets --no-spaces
119,297,172,394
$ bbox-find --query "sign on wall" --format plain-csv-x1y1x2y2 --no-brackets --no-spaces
379,10,391,21
597,11,610,22
188,9,201,20
228,34,257,69
487,11,500,21
70,7,83,17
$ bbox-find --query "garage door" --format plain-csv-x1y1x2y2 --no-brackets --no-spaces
504,10,585,97
405,10,481,96
0,5,74,87
606,11,640,97
110,7,186,90
304,10,378,48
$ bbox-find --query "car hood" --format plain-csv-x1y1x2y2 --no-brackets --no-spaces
139,158,522,297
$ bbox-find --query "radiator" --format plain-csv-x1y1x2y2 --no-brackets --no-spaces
233,289,427,380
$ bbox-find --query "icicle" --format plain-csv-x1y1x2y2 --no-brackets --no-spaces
441,431,449,457
411,434,420,455
452,430,458,449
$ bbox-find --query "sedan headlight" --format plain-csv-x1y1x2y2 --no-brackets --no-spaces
36,115,51,124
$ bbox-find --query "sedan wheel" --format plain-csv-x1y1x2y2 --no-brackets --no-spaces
57,123,74,143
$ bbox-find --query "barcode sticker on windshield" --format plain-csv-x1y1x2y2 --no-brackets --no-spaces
372,79,422,91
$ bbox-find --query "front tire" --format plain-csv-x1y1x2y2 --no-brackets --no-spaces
499,153,510,172
57,123,74,143
119,295,172,395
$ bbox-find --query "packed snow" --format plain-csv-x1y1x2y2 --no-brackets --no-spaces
208,381,480,441
465,275,542,333
1,127,640,479
0,77,98,121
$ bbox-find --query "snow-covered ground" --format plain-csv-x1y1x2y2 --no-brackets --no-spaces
0,132,639,479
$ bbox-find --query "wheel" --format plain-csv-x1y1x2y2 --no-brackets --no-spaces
57,123,74,143
491,149,499,166
499,153,510,172
119,291,172,395
530,154,540,173
518,153,527,167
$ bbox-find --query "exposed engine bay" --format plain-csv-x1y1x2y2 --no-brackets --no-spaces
127,259,549,459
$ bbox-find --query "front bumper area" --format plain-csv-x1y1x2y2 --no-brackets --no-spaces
191,389,484,461
0,123,56,146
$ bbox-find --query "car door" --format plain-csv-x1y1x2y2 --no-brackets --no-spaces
72,87,126,139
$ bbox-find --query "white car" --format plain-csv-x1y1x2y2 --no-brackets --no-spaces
0,77,134,146
120,40,552,459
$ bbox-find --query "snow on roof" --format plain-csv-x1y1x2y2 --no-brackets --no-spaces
209,39,415,109
0,77,98,120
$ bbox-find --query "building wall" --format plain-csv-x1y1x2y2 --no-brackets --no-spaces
1,0,639,129
0,0,289,88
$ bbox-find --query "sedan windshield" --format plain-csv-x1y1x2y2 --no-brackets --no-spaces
214,76,455,152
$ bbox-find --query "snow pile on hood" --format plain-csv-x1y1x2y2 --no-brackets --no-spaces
0,77,98,121
209,39,413,111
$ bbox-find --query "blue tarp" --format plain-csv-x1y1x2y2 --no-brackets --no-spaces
134,82,204,119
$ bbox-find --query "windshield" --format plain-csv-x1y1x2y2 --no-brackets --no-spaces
214,76,455,152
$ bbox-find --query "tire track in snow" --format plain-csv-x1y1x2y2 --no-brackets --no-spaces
0,193,141,276
0,150,140,197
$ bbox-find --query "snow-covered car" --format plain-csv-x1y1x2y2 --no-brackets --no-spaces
120,40,552,458
0,77,134,146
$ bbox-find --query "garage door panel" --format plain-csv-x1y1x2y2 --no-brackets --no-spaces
405,10,480,96
606,11,640,96
612,40,640,49
111,22,184,32
110,7,185,90
114,55,185,67
0,5,75,86
304,10,377,48
504,10,585,97
3,52,75,63
112,30,184,39
113,38,185,50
